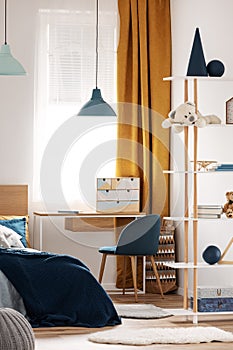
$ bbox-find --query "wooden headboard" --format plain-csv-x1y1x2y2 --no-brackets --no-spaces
0,185,28,216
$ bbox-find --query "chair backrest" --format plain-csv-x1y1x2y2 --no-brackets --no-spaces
115,214,161,256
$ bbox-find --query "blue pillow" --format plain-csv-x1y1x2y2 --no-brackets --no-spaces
0,218,27,247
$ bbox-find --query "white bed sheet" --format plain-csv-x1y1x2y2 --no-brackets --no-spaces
0,270,26,315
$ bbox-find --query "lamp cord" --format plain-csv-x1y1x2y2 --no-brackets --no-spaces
95,0,99,88
4,0,7,44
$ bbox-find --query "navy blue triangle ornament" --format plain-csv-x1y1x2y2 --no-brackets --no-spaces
187,28,208,76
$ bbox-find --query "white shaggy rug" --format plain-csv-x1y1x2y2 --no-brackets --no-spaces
114,303,172,319
89,326,233,345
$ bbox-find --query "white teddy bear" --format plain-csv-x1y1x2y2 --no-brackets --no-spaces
195,111,221,128
162,101,221,133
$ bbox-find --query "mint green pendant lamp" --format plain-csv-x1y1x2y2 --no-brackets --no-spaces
0,0,26,75
77,0,116,116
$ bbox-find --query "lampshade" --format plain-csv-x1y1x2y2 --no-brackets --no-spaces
77,0,116,117
0,44,26,75
78,88,116,116
0,0,26,76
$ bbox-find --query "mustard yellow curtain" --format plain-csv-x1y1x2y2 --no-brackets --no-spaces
115,0,171,289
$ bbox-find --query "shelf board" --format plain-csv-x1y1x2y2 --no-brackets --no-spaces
163,76,233,81
165,308,233,317
163,216,230,221
162,124,233,129
163,170,233,174
164,262,233,269
163,170,196,174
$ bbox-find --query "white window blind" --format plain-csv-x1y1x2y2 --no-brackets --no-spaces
46,9,117,104
33,1,118,206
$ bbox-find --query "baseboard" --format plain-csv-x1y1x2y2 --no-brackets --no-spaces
177,286,195,298
102,282,119,291
177,286,184,296
102,283,145,295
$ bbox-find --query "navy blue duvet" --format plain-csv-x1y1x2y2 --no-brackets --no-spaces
0,248,121,328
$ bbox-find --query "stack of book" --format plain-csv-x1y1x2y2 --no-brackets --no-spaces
210,163,233,171
194,205,223,219
190,286,233,312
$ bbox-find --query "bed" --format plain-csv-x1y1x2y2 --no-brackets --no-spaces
0,185,121,328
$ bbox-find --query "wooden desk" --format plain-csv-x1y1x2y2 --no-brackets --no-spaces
33,211,146,293
33,211,145,250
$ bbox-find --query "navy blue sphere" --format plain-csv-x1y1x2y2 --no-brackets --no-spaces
207,60,225,77
202,245,221,264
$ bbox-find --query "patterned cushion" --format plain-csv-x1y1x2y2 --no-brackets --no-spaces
0,216,30,247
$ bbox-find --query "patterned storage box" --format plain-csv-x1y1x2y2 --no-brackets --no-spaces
190,297,233,312
146,220,177,294
195,287,233,299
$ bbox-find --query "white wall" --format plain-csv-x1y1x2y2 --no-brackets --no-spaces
170,0,233,292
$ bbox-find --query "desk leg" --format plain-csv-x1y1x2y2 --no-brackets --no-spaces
32,214,36,248
39,217,43,251
142,256,146,293
32,215,43,250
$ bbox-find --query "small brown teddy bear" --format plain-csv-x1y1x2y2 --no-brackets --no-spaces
223,191,233,218
226,207,233,218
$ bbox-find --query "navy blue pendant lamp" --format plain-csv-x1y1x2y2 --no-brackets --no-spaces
77,0,116,116
0,0,26,75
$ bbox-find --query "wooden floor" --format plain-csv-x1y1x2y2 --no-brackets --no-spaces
34,292,233,350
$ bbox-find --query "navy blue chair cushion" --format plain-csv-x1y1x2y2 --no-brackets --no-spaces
99,246,117,254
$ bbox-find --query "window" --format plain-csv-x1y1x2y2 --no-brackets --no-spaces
34,1,118,210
